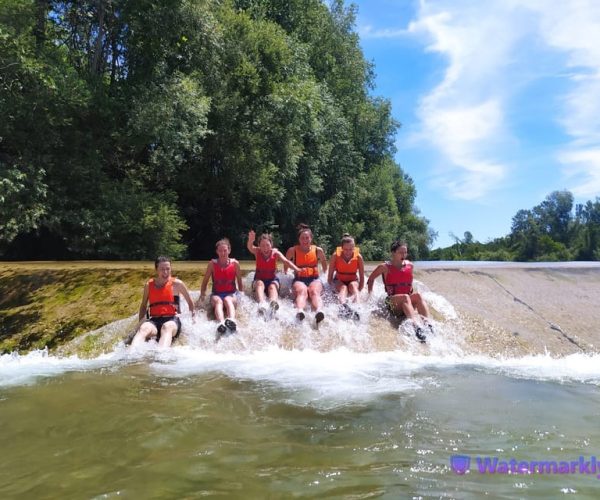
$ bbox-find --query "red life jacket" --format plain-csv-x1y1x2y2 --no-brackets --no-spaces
294,245,319,278
334,246,360,283
255,249,277,281
212,259,237,293
148,277,178,317
383,261,413,295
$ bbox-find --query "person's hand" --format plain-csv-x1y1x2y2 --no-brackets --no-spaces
248,229,256,242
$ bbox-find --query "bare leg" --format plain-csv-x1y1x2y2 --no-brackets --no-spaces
254,280,266,304
223,295,237,319
131,321,158,347
389,294,426,341
211,296,225,323
347,282,360,303
411,293,430,318
292,282,309,310
158,321,178,348
267,283,279,302
334,281,348,304
308,280,323,311
389,295,421,324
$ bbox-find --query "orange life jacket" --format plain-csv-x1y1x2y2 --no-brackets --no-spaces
334,246,360,283
383,261,413,295
212,259,237,293
148,277,178,317
294,245,318,278
255,249,277,281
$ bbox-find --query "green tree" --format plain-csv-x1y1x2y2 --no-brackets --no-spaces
1,0,433,260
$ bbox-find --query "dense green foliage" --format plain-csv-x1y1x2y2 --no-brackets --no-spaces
0,0,431,260
430,190,600,261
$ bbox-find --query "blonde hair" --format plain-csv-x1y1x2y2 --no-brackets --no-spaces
215,238,231,251
259,233,274,245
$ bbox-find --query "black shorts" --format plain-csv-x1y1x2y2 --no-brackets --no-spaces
334,277,357,286
294,276,320,286
253,277,280,289
146,316,182,340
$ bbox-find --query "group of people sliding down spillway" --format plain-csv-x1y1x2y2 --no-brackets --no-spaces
129,223,434,347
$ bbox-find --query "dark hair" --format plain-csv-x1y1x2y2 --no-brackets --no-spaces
259,233,274,245
297,223,313,239
154,256,171,269
340,233,354,246
215,238,231,250
390,240,408,253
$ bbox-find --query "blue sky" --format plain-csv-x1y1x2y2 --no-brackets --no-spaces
349,0,600,248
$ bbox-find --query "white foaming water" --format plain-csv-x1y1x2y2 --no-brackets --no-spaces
3,273,600,392
0,348,121,388
4,344,600,396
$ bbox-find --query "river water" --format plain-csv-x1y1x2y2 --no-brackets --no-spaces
1,271,600,498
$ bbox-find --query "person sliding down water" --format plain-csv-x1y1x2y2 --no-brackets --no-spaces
246,229,300,319
200,238,243,339
327,233,365,321
367,240,432,343
284,223,328,325
130,256,196,348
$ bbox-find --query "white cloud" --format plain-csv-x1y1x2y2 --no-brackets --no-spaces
420,99,506,200
529,0,600,197
559,148,600,198
359,0,600,201
358,24,409,39
407,1,528,200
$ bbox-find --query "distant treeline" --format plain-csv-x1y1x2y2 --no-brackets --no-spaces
430,190,600,261
0,0,433,261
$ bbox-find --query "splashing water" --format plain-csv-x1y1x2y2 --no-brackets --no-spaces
2,272,600,390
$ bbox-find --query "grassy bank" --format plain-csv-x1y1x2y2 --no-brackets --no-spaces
0,261,217,353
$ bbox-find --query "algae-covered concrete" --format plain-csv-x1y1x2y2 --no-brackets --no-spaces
0,261,210,353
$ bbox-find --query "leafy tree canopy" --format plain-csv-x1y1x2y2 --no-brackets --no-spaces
1,0,431,260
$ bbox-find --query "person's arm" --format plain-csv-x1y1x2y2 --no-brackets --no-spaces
357,254,365,291
138,283,150,321
367,264,386,293
327,253,336,285
234,260,243,291
246,230,258,256
200,261,213,300
406,259,415,294
316,246,328,274
174,279,196,322
284,247,294,273
275,250,300,273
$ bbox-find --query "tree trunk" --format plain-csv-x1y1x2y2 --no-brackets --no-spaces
90,0,107,75
34,0,49,54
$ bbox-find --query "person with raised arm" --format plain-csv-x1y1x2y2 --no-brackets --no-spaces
367,240,432,342
200,238,243,338
284,223,328,325
246,229,299,318
130,256,196,348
